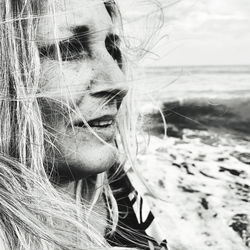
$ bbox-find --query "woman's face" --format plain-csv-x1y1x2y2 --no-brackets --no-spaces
37,0,127,180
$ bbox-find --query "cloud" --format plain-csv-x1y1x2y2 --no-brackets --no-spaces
118,0,250,65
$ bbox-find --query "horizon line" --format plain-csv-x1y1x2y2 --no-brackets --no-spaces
144,64,250,68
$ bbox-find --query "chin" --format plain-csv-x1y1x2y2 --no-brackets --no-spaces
75,141,119,175
53,137,119,181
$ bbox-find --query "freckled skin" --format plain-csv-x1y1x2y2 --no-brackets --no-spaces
38,0,127,181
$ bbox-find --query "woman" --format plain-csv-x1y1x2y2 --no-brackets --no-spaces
0,0,168,249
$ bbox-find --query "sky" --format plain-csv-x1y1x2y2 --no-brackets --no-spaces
118,0,250,66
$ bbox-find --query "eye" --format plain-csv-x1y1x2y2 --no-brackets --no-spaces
39,26,91,61
105,33,123,69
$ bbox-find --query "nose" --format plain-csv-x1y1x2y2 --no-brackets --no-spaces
89,52,128,108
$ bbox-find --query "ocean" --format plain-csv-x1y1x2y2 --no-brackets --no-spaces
136,65,250,136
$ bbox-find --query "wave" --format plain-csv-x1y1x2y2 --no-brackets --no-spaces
144,97,250,137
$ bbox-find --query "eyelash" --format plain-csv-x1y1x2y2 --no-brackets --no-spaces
39,38,89,61
59,39,89,61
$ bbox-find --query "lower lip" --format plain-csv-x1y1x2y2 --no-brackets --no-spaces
74,122,116,142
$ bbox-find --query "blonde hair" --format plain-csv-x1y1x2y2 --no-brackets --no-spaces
0,0,136,249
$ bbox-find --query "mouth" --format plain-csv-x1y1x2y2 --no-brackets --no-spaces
72,115,117,142
73,115,116,128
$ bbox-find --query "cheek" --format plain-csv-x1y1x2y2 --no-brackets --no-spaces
39,59,94,131
39,60,93,100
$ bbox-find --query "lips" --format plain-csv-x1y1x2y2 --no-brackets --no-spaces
73,114,117,142
73,115,115,128
89,120,113,127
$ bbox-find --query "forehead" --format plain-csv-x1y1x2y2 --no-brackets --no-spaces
37,0,113,42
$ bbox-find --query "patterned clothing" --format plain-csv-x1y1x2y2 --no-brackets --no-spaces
106,167,169,250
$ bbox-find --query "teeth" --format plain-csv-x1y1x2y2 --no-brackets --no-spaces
91,120,113,127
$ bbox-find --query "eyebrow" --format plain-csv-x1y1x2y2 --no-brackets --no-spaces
39,25,91,61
